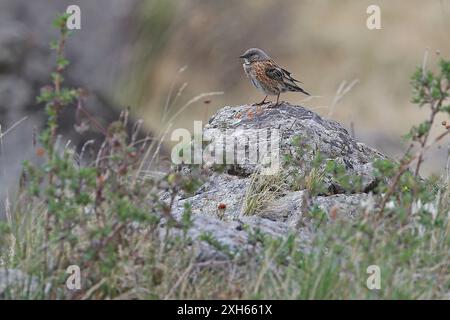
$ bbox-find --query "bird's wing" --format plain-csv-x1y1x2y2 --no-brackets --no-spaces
265,61,302,84
280,67,303,84
265,60,310,96
265,66,284,81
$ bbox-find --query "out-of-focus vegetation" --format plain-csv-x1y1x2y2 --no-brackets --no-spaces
119,0,450,176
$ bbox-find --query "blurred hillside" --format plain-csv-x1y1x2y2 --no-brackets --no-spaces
119,0,450,176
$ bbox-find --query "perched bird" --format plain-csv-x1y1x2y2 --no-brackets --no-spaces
240,48,310,106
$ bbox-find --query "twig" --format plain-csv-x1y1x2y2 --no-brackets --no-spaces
166,91,224,125
162,66,188,123
328,79,359,117
0,116,29,140
380,128,450,215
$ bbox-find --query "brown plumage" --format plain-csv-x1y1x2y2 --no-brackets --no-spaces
240,48,310,106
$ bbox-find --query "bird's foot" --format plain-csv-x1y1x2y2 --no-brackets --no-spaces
267,102,282,108
252,100,271,107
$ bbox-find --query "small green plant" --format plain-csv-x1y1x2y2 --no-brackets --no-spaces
410,58,450,177
199,232,234,258
283,137,324,193
283,139,364,198
37,13,80,155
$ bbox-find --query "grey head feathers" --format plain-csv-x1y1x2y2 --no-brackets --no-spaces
239,48,271,63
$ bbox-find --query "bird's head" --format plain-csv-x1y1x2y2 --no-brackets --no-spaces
239,48,270,63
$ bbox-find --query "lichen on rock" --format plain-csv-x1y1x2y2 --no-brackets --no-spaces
171,102,388,258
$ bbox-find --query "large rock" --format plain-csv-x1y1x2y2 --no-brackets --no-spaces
203,103,386,191
170,103,386,258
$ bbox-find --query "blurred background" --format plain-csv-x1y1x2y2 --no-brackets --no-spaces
1,0,449,213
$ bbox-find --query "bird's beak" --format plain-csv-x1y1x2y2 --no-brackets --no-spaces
239,54,245,59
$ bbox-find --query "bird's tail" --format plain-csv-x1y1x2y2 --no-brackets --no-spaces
287,83,310,96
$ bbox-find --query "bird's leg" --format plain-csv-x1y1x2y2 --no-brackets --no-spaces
253,95,268,106
253,95,268,113
269,93,281,108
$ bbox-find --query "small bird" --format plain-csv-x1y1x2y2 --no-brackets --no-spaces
240,48,310,107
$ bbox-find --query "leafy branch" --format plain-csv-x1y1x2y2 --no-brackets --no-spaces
410,58,450,176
